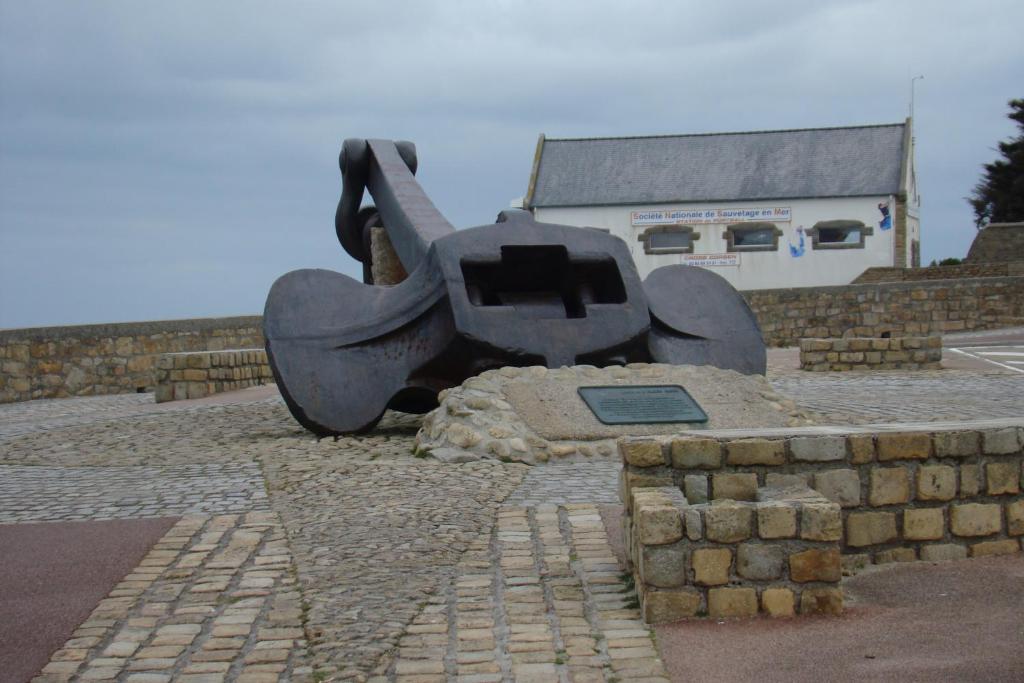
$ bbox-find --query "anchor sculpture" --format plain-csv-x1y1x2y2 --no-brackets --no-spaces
264,139,766,435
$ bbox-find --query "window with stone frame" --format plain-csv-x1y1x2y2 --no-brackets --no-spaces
637,225,699,254
807,220,873,249
723,222,782,252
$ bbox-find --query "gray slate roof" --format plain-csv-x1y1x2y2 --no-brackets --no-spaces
528,123,907,207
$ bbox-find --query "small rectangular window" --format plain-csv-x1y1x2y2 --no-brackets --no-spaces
810,221,872,249
638,225,697,254
818,226,862,244
648,231,692,251
734,229,775,247
724,222,781,252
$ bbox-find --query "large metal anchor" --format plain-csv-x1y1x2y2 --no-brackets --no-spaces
264,139,766,435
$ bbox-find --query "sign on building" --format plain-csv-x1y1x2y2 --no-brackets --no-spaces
679,253,740,267
631,207,792,226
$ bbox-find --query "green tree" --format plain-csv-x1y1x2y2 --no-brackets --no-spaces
968,98,1024,228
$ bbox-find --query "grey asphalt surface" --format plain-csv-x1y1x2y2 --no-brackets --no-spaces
0,518,177,683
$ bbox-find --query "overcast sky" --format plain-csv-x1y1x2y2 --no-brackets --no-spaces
1,0,1022,329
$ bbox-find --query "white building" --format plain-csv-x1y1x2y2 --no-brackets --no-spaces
524,121,920,290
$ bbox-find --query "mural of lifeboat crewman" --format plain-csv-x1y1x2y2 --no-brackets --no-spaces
878,201,892,230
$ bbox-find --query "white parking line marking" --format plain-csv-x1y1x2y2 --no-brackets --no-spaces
948,347,1024,374
977,351,1024,357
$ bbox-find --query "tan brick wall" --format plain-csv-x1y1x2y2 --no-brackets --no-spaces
628,486,843,623
799,336,941,371
153,349,273,402
0,317,263,403
620,421,1024,617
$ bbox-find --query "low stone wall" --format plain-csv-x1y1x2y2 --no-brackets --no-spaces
154,349,272,403
618,421,1023,622
5,273,1023,402
742,276,1024,347
852,261,1024,283
0,316,263,403
799,336,941,371
626,484,842,623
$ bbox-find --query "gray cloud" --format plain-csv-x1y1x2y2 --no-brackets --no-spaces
2,0,1022,327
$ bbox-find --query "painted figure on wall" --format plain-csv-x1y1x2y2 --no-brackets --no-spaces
788,225,806,257
878,202,892,230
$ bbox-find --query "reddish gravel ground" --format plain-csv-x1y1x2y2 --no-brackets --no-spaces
600,505,1024,683
655,556,1024,683
0,518,177,683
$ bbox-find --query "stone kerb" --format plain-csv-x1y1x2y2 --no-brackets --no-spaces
618,421,1023,622
799,336,942,371
627,485,843,623
154,349,272,402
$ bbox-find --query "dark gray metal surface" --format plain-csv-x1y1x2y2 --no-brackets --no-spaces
265,138,767,435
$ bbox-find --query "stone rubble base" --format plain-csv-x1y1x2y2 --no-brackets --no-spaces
154,349,273,403
415,363,809,465
618,419,1024,623
800,335,942,371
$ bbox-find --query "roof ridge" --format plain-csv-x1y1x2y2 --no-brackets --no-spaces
544,122,906,143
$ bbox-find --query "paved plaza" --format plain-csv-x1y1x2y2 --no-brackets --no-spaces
1,346,1022,682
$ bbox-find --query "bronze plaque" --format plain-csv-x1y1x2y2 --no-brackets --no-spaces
577,385,708,425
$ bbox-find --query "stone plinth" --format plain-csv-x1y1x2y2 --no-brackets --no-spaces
415,364,815,465
154,349,272,402
799,336,942,371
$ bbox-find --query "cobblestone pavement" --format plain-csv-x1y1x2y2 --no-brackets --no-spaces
1,395,530,682
3,361,1022,682
0,463,269,523
503,463,621,509
0,393,152,438
770,370,1024,424
262,449,527,680
388,504,668,683
0,392,276,440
